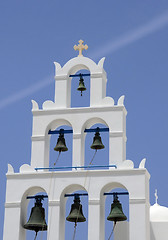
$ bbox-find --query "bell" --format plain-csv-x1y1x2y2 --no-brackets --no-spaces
77,75,86,96
24,198,47,233
107,194,127,223
90,131,105,150
54,130,68,152
66,195,86,223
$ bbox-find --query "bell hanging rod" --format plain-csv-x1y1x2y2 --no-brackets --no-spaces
84,127,109,133
64,193,88,198
69,73,90,77
27,195,48,200
49,127,109,135
48,129,73,135
104,192,129,196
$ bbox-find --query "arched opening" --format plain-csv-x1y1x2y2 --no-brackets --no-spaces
84,123,109,168
24,191,48,240
65,190,88,240
49,125,73,169
71,69,90,108
105,188,129,240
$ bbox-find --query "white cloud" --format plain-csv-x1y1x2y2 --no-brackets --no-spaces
0,76,53,110
1,11,168,110
90,10,168,59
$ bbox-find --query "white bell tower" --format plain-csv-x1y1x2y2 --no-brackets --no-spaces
3,40,150,240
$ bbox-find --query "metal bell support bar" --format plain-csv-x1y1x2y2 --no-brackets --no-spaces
27,195,48,200
65,192,128,197
104,192,129,196
48,129,73,135
48,127,109,135
69,73,90,77
84,127,109,133
65,193,88,198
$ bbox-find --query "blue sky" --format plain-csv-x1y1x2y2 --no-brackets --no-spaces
0,1,168,239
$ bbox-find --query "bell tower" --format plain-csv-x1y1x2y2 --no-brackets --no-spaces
3,40,150,240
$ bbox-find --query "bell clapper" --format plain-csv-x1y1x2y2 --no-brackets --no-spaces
34,232,38,240
54,151,61,166
72,222,77,240
108,221,116,240
89,149,97,166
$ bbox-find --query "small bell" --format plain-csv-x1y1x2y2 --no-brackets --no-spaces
90,129,105,150
66,195,86,223
24,197,47,233
107,194,127,223
77,74,86,96
54,129,68,152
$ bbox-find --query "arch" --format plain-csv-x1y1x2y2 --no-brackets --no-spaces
60,183,87,201
81,117,109,134
21,186,47,213
45,118,73,136
58,57,100,77
100,182,128,197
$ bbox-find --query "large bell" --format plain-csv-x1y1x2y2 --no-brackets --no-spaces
90,131,105,150
77,75,86,96
24,198,47,233
66,195,86,223
107,194,127,223
54,130,68,152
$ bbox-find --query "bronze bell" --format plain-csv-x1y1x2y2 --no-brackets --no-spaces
54,129,68,152
107,194,127,223
90,130,105,150
77,74,86,96
66,195,86,223
24,197,47,233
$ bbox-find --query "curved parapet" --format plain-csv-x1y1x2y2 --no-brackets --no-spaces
93,96,114,107
54,61,62,75
42,100,56,110
98,57,105,69
139,158,146,168
117,95,125,106
31,100,39,111
7,164,14,174
56,56,100,76
118,160,134,169
20,164,35,173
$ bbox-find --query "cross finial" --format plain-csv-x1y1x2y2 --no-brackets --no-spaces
74,40,88,57
155,189,158,204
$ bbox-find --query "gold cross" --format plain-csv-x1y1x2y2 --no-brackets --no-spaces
74,40,88,57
